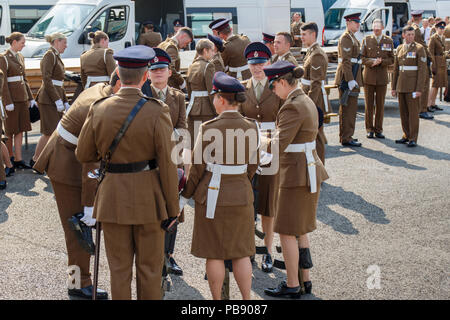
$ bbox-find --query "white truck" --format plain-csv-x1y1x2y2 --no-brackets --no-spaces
0,0,57,51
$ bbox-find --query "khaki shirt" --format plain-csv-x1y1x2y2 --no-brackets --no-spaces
139,31,162,47
80,46,116,88
361,34,394,86
444,25,450,51
158,38,185,89
186,56,216,117
291,21,303,47
0,49,33,105
335,30,363,89
301,43,328,111
221,34,252,80
76,87,179,224
392,42,427,93
36,47,67,104
428,33,450,72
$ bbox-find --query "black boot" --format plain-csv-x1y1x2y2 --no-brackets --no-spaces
261,253,273,273
303,281,312,294
299,248,313,294
264,281,301,299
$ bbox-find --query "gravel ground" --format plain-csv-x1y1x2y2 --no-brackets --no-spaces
0,91,449,300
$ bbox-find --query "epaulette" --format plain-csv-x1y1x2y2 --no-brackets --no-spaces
202,116,220,127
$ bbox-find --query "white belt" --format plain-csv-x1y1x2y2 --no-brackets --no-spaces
7,76,24,82
0,98,5,119
321,80,330,113
52,79,64,87
85,75,110,89
205,163,248,219
338,58,362,64
186,91,209,118
445,39,450,42
259,122,276,131
228,64,249,80
284,141,317,193
399,66,418,71
57,122,78,145
301,78,311,86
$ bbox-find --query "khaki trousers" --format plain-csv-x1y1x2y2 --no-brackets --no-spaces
364,85,387,133
50,180,92,288
338,90,359,143
102,222,165,300
398,92,420,142
420,75,430,113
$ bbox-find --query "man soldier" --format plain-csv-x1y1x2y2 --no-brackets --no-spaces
262,33,275,55
271,32,299,66
444,22,450,102
335,13,363,147
300,22,329,164
212,19,251,81
76,45,180,300
209,18,226,37
139,21,162,48
392,26,427,148
158,27,193,91
411,10,434,120
291,12,303,48
33,71,122,299
361,19,394,139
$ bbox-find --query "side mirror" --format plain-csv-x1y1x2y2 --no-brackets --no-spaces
386,30,390,36
125,41,131,48
0,36,5,46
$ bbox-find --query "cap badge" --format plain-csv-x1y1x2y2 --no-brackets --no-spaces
254,51,259,58
154,57,159,63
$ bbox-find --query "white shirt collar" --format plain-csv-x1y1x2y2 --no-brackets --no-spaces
9,48,18,55
222,109,239,113
252,77,267,88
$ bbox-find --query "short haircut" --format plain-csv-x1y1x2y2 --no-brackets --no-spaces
195,38,214,55
178,27,194,40
372,19,384,27
118,66,147,85
218,25,232,36
300,22,319,38
402,26,415,33
109,68,120,86
276,32,292,45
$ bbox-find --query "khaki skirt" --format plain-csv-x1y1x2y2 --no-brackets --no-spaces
4,101,31,136
187,115,215,149
274,186,320,236
432,69,448,88
39,103,63,135
191,202,255,260
255,172,279,218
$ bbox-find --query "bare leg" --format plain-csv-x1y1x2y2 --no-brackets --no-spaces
1,142,12,167
232,257,252,300
33,135,50,161
13,132,23,161
261,216,274,254
6,137,13,158
298,234,311,282
206,259,225,300
279,234,299,287
428,87,439,107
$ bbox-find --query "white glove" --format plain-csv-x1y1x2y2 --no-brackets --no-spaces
5,104,14,112
29,100,37,108
81,206,96,226
55,99,64,112
179,196,189,213
64,102,70,112
348,80,358,90
260,151,273,166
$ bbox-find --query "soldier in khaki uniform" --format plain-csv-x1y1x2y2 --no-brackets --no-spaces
300,22,329,164
31,33,69,166
361,19,394,139
239,42,282,273
138,21,162,48
208,34,225,73
76,46,179,300
179,71,259,300
428,22,450,110
158,27,193,91
392,26,427,147
262,61,328,298
0,69,6,189
444,23,450,101
0,32,34,170
213,19,252,81
80,31,116,89
290,12,303,48
271,32,299,66
33,72,120,299
335,13,364,147
262,33,275,55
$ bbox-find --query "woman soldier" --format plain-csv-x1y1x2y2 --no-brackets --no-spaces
0,32,35,170
179,72,260,300
148,48,187,276
239,42,282,273
31,33,69,166
207,34,225,73
428,21,450,111
262,61,328,298
80,31,116,89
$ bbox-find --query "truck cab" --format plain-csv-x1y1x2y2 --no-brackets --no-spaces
22,0,135,58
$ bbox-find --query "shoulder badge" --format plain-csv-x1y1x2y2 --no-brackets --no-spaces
312,65,321,70
343,47,351,52
420,56,427,63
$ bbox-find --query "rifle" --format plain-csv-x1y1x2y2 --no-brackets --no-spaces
339,54,362,106
92,222,102,300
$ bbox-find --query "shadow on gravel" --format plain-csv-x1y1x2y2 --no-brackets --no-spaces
0,194,12,224
317,183,390,235
376,138,450,161
432,118,450,129
326,144,426,170
3,171,52,197
166,274,205,300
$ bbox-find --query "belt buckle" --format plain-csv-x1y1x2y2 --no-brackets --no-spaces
208,186,219,190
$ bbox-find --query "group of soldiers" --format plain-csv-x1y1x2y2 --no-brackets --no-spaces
0,9,448,300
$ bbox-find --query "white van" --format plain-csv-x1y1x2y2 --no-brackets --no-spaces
22,0,135,58
0,0,57,51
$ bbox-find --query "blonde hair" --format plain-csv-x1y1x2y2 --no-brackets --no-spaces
6,32,24,44
45,32,66,44
89,31,109,46
195,39,214,55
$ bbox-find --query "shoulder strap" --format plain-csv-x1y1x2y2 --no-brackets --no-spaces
3,55,8,71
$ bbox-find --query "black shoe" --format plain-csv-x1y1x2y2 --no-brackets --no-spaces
342,140,362,147
375,133,385,139
395,138,409,144
68,213,95,255
407,141,417,148
303,281,312,294
419,112,434,120
264,281,301,299
367,132,374,139
68,285,108,300
444,96,450,102
5,166,14,177
166,256,183,276
0,180,6,190
29,159,43,174
352,138,359,142
427,107,435,113
433,105,443,111
13,160,31,170
261,253,273,273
